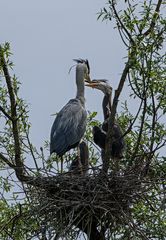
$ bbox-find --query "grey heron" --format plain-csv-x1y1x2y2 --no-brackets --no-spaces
86,79,125,159
50,59,90,157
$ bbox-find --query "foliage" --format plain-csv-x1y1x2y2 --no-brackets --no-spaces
0,1,166,239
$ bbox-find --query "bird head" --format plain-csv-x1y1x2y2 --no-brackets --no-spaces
73,58,91,82
85,79,112,95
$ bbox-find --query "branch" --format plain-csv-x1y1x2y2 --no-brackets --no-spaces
0,204,22,235
25,131,40,171
111,1,135,45
149,85,156,153
128,73,145,100
10,204,22,236
131,97,147,160
143,0,163,36
103,57,132,173
0,152,16,169
0,105,12,120
121,98,143,139
77,218,105,240
0,45,24,180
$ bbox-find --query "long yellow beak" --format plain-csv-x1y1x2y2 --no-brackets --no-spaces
84,73,92,83
85,82,99,88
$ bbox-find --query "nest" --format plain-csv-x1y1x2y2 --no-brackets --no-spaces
28,171,145,237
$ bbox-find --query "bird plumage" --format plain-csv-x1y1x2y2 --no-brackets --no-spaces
50,99,87,156
85,79,125,159
50,60,90,156
93,126,106,150
69,141,89,175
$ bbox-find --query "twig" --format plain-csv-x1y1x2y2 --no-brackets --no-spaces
121,98,143,139
131,97,147,160
128,72,145,100
26,131,40,171
111,1,135,45
0,105,12,120
0,152,16,169
143,0,163,36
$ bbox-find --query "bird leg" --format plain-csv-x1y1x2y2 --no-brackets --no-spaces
77,145,83,175
60,156,63,173
113,157,120,173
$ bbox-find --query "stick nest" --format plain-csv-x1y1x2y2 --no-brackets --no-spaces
28,171,145,235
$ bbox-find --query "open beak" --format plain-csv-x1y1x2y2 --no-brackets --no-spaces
85,82,99,89
84,73,92,83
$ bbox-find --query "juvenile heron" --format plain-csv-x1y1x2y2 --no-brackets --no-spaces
50,59,90,157
86,79,125,159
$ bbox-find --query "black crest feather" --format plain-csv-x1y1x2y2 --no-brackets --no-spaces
73,58,90,73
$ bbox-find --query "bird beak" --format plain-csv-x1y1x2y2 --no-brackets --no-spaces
84,73,92,83
85,82,99,89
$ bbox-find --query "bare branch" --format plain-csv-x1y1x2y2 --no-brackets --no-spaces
25,131,40,171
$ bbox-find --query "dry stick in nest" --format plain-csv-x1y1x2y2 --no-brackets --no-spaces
29,173,144,239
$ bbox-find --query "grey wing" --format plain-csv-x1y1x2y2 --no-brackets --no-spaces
113,124,123,139
50,99,87,156
113,123,125,149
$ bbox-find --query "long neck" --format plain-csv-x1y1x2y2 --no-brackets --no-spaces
102,93,112,120
76,66,85,106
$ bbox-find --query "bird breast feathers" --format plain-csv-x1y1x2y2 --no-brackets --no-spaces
52,99,87,139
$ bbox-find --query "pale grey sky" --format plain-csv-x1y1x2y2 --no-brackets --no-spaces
0,0,128,153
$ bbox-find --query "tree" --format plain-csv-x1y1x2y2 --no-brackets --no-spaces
0,0,165,239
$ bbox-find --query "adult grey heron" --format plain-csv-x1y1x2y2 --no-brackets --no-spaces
50,59,90,157
86,79,125,159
